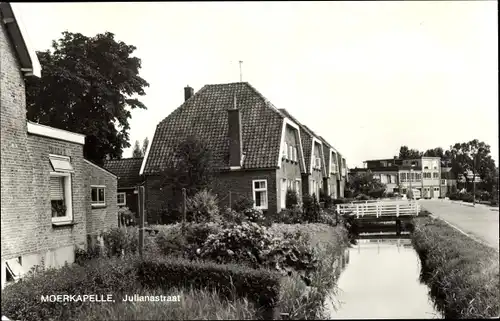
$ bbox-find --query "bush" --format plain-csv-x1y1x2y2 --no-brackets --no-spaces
318,210,336,227
185,190,221,223
303,194,321,222
138,256,281,317
242,207,265,224
220,207,246,224
118,206,136,226
274,206,304,224
461,192,474,203
197,222,319,277
355,193,370,201
386,192,395,198
102,227,138,257
232,195,254,213
286,189,299,209
1,256,140,321
367,188,385,199
154,222,221,259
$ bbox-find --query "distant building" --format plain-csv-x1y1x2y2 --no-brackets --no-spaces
349,156,457,198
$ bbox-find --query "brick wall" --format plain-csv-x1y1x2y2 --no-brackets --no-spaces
85,161,118,235
145,169,279,222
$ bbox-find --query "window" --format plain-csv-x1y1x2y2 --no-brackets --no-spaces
416,173,422,181
283,142,288,159
314,157,321,169
288,145,293,160
423,172,432,179
253,180,268,210
295,179,301,193
117,192,126,206
91,186,106,207
293,147,298,162
400,173,407,182
424,166,429,169
434,187,439,192
433,172,439,179
48,154,73,225
441,179,446,185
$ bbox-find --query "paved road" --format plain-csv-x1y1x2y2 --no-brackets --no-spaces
419,199,499,250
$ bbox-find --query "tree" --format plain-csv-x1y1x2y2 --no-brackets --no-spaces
142,137,149,156
26,31,149,166
159,135,217,217
398,146,422,159
449,139,496,194
346,170,387,199
132,140,142,158
423,147,445,158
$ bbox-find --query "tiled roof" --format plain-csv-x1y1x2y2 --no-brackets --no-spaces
103,157,144,188
142,82,286,175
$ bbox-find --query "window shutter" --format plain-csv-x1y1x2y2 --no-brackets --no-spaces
50,177,64,200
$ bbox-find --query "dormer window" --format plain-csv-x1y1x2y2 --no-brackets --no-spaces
283,142,288,159
293,147,298,162
288,145,293,161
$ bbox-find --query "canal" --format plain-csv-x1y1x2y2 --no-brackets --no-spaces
326,232,442,319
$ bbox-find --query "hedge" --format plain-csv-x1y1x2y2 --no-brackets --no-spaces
1,255,281,321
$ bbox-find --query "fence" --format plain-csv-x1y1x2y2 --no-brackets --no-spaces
336,199,420,218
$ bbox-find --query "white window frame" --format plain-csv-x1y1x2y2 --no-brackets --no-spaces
283,142,288,159
253,179,268,210
293,147,298,162
288,145,293,161
50,171,73,225
91,185,106,208
295,179,301,193
441,179,446,185
117,192,126,206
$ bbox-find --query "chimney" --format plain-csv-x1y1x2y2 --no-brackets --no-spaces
227,96,242,167
184,85,194,101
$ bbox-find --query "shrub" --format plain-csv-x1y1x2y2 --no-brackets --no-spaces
318,210,336,227
102,227,138,257
386,192,395,198
153,222,221,259
303,194,321,222
355,193,370,201
367,188,385,199
460,192,474,203
220,207,246,224
1,256,140,321
242,207,265,224
185,190,221,223
275,206,304,224
137,256,281,318
118,206,136,227
232,195,254,213
286,189,299,209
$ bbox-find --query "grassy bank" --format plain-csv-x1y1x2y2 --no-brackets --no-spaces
411,217,499,319
70,286,257,320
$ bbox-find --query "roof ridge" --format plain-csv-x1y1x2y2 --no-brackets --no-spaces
244,83,286,120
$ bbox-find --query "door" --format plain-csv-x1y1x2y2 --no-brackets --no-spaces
281,179,287,209
433,187,440,198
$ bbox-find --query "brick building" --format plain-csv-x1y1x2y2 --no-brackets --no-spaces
1,3,117,289
140,82,348,222
104,157,144,219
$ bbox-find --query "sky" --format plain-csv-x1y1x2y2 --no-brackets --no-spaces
14,1,498,168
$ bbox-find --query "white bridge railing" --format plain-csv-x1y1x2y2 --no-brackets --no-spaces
336,200,420,218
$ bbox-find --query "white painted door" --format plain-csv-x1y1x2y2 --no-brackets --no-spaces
281,179,287,209
433,187,440,198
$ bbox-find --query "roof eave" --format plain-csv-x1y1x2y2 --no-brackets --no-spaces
1,3,42,78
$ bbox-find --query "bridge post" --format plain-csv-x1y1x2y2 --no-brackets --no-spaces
396,219,401,236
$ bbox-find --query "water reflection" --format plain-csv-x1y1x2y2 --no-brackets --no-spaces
327,236,442,319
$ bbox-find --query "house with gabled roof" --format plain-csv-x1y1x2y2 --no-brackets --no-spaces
140,82,348,221
1,3,118,290
104,157,144,218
